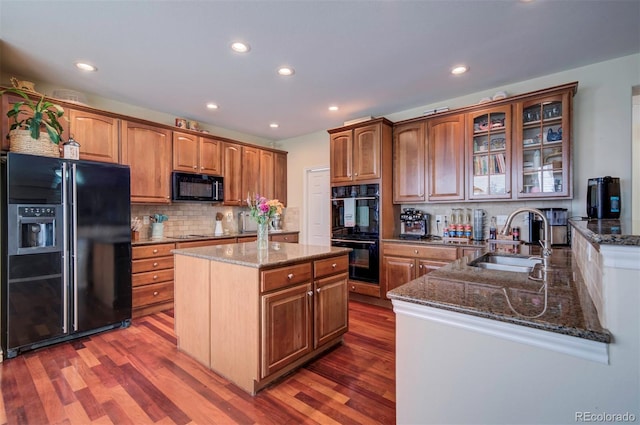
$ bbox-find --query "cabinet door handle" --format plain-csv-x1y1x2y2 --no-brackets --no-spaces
410,263,414,268
200,166,204,170
193,165,197,169
166,196,170,199
153,249,158,253
332,263,337,268
419,193,424,197
351,285,356,290
153,262,158,267
153,275,158,280
153,291,159,296
419,265,423,269
414,249,419,254
307,290,313,297
316,288,321,293
287,273,294,279
354,172,358,176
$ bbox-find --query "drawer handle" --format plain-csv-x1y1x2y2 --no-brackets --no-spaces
332,263,337,268
153,249,158,254
414,249,419,254
153,262,159,267
153,291,159,296
287,273,294,279
307,290,313,297
351,285,355,290
153,275,158,280
419,265,423,269
284,237,288,240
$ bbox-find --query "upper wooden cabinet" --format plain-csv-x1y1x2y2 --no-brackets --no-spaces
242,146,260,204
393,121,426,203
329,120,389,184
121,121,172,204
274,152,287,206
514,88,573,199
466,105,512,200
222,142,243,206
69,109,119,163
258,149,275,200
427,113,465,201
173,131,221,175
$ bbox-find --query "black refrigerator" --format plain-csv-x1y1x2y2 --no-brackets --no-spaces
1,153,132,359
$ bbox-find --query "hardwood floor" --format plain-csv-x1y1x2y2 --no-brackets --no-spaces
0,301,396,424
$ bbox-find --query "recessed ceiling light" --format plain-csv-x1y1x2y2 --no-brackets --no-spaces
231,42,250,53
75,62,97,72
206,103,219,110
451,65,468,75
270,123,279,129
277,66,295,76
328,105,339,111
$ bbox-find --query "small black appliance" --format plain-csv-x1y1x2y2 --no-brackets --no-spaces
587,177,621,219
399,208,430,240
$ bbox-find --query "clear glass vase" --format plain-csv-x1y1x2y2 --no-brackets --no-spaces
257,221,269,250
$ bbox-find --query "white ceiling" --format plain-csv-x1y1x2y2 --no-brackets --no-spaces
1,0,639,141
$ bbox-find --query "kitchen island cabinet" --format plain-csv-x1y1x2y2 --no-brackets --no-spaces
172,242,350,394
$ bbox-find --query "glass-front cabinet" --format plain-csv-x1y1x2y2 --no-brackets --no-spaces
467,106,512,199
515,91,572,198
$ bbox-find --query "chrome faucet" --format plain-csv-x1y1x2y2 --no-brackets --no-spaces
500,207,552,274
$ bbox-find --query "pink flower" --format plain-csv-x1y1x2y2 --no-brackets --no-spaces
259,203,270,213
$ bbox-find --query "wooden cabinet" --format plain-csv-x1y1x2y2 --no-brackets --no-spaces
68,109,119,163
258,149,275,200
270,232,299,243
329,120,390,184
427,113,465,201
121,121,172,204
261,276,313,378
242,146,260,202
222,142,243,205
174,251,348,394
132,243,175,318
274,152,287,206
393,121,426,203
467,106,512,200
514,88,574,199
173,131,221,175
381,242,458,296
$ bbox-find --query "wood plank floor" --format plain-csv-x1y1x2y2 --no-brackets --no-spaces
0,301,396,424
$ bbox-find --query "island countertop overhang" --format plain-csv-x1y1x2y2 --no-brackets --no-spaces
172,242,351,269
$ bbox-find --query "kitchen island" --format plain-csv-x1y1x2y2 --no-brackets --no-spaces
388,222,640,424
172,242,351,395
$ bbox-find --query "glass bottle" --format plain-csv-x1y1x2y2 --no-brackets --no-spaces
489,216,497,240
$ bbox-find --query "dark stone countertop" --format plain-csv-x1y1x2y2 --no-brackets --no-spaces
387,247,610,343
569,218,640,248
381,236,486,249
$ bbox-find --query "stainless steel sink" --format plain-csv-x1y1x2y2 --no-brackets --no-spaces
467,253,542,273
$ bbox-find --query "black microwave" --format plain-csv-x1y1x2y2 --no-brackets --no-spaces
172,172,224,202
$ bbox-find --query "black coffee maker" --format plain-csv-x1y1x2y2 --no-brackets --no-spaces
587,177,621,219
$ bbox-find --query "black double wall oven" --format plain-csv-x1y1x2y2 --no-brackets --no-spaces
330,184,379,284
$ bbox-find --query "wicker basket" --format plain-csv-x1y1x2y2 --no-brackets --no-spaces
9,129,60,158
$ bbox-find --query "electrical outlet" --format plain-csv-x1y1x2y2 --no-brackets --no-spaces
496,215,508,225
142,215,150,225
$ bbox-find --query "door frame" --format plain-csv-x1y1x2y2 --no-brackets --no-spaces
304,166,330,246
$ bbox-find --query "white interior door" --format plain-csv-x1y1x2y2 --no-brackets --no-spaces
306,168,330,246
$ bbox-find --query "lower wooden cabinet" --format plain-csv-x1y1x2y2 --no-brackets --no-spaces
270,232,299,243
132,242,175,318
381,242,458,296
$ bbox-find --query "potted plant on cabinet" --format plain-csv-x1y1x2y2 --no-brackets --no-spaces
0,86,65,157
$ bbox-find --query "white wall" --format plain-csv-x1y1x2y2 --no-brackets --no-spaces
279,54,640,240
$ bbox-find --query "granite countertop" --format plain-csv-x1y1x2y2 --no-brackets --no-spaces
172,242,351,269
382,236,486,249
387,248,610,343
132,230,299,246
570,218,640,247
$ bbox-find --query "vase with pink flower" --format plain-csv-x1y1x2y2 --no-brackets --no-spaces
247,193,284,249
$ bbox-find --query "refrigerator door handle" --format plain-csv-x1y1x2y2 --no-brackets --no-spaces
62,163,69,334
71,163,79,332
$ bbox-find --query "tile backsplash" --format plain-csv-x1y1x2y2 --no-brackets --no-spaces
131,203,298,238
402,199,574,242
